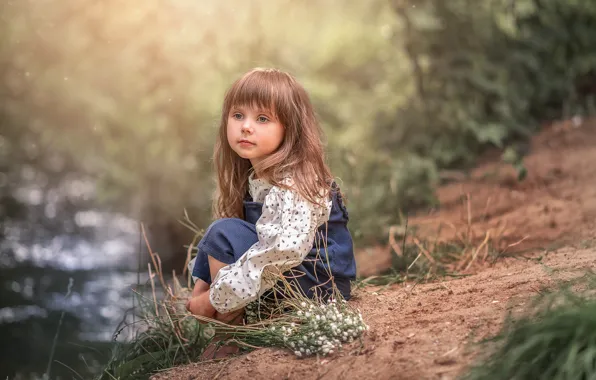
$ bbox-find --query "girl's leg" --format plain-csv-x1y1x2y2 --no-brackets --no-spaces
190,218,258,284
198,255,244,360
192,278,210,297
186,259,244,322
188,218,258,310
188,218,257,321
207,255,245,324
187,218,258,359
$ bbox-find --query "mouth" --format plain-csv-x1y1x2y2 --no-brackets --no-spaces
238,139,255,146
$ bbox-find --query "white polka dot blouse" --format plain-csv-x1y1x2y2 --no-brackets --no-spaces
209,174,332,313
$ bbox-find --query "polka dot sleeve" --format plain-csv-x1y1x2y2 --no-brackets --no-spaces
209,186,331,314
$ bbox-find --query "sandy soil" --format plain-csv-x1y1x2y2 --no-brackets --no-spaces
154,119,596,380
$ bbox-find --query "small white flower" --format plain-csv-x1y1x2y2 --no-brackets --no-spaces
300,302,307,307
297,310,303,316
305,312,311,318
295,351,302,357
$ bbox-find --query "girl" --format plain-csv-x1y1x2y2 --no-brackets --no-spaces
186,68,356,324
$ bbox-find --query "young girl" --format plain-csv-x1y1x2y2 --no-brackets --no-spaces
186,68,356,324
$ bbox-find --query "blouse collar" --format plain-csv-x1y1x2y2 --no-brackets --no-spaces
248,171,272,201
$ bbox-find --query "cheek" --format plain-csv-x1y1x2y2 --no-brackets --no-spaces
226,124,235,142
274,125,285,146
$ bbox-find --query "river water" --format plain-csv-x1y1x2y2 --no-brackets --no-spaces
1,184,158,379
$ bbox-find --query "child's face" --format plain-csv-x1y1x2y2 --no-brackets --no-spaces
227,105,284,168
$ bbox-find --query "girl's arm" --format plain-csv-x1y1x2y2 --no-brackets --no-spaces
208,186,331,314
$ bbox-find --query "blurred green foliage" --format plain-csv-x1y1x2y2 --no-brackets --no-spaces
2,0,596,248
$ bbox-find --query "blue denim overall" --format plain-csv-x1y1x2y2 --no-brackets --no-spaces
191,185,356,301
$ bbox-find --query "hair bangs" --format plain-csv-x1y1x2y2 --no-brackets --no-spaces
225,69,294,120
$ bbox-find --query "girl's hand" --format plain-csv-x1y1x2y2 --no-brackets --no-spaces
186,291,217,318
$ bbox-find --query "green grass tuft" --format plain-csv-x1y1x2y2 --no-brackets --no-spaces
463,272,596,380
98,284,211,380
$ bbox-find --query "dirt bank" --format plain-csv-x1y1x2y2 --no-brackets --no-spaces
154,247,595,380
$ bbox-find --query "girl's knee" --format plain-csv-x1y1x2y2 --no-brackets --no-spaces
198,218,243,251
202,218,244,239
198,218,256,262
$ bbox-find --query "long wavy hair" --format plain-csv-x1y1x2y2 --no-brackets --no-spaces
213,68,334,219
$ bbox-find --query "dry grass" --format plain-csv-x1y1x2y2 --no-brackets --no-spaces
360,193,532,287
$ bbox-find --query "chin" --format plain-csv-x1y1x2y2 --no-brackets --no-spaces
234,151,254,160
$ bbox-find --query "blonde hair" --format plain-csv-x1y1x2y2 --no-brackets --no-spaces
213,68,333,218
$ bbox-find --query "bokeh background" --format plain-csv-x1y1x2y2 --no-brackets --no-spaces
2,0,595,378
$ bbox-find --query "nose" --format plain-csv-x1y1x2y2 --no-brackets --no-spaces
241,119,253,134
